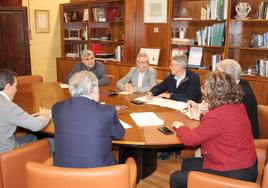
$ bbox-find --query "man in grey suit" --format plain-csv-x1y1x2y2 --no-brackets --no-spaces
65,49,109,86
0,69,51,152
116,52,156,93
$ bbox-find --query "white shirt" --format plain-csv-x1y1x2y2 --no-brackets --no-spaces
137,71,145,88
0,91,11,101
174,72,186,88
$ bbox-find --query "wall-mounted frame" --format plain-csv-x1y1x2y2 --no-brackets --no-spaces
35,10,50,33
140,48,161,65
144,0,167,23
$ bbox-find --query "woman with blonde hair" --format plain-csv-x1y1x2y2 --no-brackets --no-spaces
170,71,257,188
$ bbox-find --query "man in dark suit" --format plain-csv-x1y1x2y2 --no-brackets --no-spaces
147,55,201,102
147,55,201,160
52,71,125,168
217,59,259,138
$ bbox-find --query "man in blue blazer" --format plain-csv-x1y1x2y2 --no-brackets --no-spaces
52,71,125,168
147,55,201,102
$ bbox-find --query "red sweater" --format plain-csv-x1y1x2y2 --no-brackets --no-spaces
177,104,256,171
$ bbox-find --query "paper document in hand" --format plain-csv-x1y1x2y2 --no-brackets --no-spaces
59,84,69,89
134,96,152,103
148,98,187,111
119,91,133,95
130,112,164,127
119,120,132,129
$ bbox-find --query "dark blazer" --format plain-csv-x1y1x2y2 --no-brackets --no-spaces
65,61,109,86
150,69,201,102
52,97,125,168
239,79,260,138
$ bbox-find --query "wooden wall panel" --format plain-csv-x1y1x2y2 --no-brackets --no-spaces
134,0,171,67
124,0,137,65
0,0,21,6
253,80,268,105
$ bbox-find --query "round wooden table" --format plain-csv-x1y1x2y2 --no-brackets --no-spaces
14,82,199,180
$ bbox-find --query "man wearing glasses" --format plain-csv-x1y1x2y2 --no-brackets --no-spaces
65,49,109,86
147,55,201,102
116,52,156,93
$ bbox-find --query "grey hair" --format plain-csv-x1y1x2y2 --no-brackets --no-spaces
69,71,98,97
136,52,149,63
81,49,94,59
171,55,188,68
216,59,242,81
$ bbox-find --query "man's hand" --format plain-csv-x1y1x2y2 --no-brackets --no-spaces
125,83,134,93
39,107,51,119
145,92,154,100
157,93,171,99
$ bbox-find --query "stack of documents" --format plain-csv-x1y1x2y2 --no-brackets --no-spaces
134,96,188,111
130,112,164,127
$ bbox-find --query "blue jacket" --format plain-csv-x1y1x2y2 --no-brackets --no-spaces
52,97,125,168
150,69,201,102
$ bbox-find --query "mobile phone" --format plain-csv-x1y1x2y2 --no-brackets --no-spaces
157,127,174,135
131,99,144,105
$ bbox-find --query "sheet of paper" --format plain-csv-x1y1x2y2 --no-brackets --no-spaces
59,84,69,89
134,96,187,111
119,120,132,129
130,112,164,127
119,91,133,95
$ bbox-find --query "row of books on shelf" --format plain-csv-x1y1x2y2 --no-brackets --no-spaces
196,23,225,46
201,0,228,20
258,2,268,19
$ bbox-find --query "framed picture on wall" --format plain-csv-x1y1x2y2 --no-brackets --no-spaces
144,0,167,23
35,10,50,33
140,48,161,65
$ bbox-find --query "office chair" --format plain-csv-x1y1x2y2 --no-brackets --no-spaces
26,157,137,188
0,139,51,188
17,75,43,85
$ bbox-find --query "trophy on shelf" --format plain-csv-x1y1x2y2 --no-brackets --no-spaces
179,27,187,39
235,2,251,19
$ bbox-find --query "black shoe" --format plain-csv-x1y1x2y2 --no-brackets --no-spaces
158,152,173,160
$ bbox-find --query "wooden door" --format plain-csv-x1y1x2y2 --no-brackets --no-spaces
0,7,31,75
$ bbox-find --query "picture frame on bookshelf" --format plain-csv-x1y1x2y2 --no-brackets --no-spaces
140,48,160,65
144,0,167,23
35,10,50,33
83,9,89,22
68,29,80,40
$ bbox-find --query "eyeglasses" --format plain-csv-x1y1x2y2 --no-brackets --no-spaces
138,61,149,64
84,57,94,61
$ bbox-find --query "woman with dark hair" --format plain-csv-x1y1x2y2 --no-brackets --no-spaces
170,71,257,188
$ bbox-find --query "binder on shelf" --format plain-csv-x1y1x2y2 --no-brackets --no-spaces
188,47,203,68
212,54,223,71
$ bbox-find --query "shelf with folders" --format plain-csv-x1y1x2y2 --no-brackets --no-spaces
171,0,228,71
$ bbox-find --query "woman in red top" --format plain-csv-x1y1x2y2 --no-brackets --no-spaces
170,71,257,188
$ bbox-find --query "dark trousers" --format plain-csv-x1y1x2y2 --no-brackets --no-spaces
170,157,258,188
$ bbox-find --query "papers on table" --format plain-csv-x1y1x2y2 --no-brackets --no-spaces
134,96,188,111
59,84,69,89
119,120,132,129
130,112,164,127
119,91,133,95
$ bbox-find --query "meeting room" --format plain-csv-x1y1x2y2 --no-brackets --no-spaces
0,0,268,188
